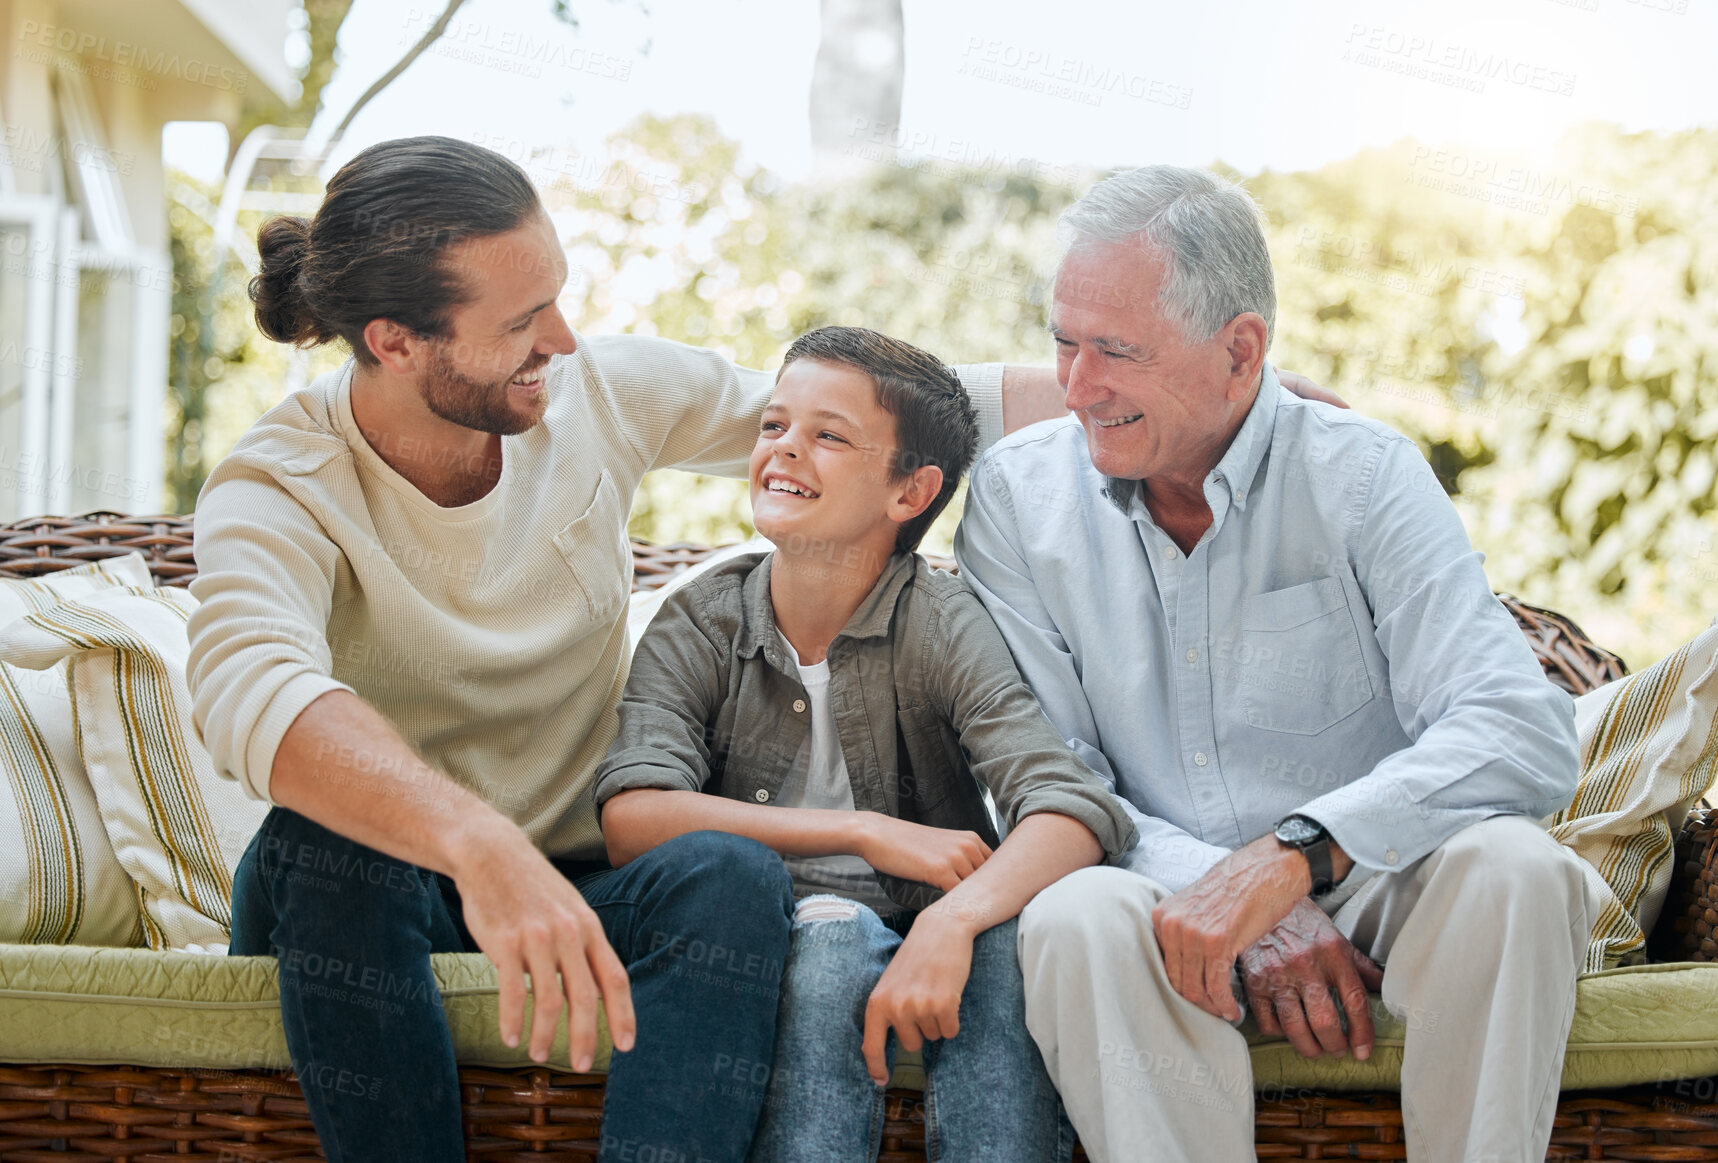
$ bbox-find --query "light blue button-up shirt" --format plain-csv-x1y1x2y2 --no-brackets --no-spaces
953,364,1579,892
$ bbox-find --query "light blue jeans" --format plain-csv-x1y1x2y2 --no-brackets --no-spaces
748,897,1072,1163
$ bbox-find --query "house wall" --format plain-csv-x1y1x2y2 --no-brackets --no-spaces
0,0,288,518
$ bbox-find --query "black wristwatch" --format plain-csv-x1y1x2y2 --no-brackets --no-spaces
1275,815,1338,898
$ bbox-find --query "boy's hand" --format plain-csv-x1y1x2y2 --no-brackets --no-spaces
454,818,637,1072
861,911,977,1085
857,814,992,890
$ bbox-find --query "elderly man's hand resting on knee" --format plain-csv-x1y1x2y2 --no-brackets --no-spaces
1152,832,1369,1030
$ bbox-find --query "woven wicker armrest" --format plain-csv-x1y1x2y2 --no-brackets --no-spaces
1496,593,1628,696
1650,805,1718,964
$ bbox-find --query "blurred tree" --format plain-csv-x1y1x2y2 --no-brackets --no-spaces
164,181,227,511
561,115,1714,665
230,0,357,160
1460,128,1718,664
810,0,904,179
321,0,468,160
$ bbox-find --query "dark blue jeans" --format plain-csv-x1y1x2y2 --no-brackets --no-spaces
229,808,795,1163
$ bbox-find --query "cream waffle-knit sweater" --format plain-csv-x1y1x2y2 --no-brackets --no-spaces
186,333,1005,860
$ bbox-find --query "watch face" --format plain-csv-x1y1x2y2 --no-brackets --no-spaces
1276,816,1322,846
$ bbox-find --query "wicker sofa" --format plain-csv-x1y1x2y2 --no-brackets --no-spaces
5,512,1718,1162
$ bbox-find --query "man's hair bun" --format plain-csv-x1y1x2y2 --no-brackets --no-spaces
249,216,329,345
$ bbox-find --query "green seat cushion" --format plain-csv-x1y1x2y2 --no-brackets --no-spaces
0,945,597,1073
5,946,1718,1092
1245,962,1718,1093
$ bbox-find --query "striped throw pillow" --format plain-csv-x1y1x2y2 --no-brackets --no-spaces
0,583,266,953
1549,620,1718,972
0,555,153,946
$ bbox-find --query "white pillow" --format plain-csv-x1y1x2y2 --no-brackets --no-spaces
0,582,266,953
0,555,153,947
1549,619,1718,971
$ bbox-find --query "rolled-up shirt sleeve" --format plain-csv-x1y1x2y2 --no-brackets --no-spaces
1297,438,1579,874
187,465,354,803
926,583,1138,863
955,456,1223,889
594,585,726,807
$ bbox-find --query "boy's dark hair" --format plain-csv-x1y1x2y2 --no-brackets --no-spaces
249,136,542,365
779,326,979,552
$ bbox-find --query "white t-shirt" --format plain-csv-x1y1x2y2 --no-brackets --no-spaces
774,631,896,915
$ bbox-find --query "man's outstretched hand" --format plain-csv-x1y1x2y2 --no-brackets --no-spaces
265,693,637,1074
1278,369,1350,409
455,819,637,1072
1003,365,1347,432
1240,898,1384,1060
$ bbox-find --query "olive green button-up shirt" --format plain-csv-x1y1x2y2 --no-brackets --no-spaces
594,549,1138,912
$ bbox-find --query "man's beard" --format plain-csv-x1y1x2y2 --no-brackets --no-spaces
421,345,548,436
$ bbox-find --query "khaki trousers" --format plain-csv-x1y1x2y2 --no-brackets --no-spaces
1018,816,1596,1163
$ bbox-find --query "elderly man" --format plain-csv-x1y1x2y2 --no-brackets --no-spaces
953,165,1595,1163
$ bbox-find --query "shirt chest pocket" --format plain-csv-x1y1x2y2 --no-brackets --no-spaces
551,470,630,628
1229,577,1375,736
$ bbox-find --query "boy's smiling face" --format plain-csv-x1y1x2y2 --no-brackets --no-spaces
749,358,936,558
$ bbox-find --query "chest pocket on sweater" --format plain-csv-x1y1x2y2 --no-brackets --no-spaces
551,470,630,628
1229,577,1374,736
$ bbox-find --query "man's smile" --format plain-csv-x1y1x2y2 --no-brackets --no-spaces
508,357,549,395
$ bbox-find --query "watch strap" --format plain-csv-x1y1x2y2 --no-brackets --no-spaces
1277,815,1337,897
1303,835,1335,897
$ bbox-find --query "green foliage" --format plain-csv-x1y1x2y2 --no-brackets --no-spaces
232,0,356,143
580,117,1716,663
1253,129,1718,666
166,178,253,512
165,176,350,512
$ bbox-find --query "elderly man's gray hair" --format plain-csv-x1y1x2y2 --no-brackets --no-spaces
1059,165,1276,347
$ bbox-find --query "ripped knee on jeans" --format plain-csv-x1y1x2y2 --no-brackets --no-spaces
793,894,861,924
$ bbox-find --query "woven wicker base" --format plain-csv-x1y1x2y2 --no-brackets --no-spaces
8,1065,1718,1161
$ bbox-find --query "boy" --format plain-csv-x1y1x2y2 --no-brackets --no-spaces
594,326,1137,1161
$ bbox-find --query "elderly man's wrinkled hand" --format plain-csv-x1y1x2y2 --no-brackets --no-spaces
1151,836,1316,1021
1240,898,1385,1061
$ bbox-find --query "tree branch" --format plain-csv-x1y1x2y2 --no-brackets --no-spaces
321,0,469,159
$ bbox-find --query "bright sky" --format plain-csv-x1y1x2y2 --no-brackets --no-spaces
165,0,1718,186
